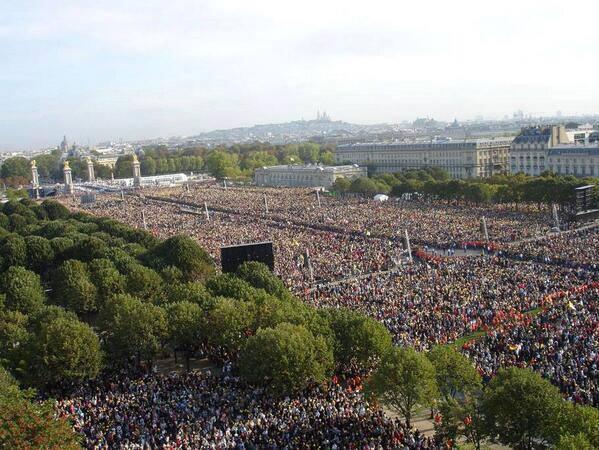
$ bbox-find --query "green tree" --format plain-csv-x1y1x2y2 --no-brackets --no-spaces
0,234,27,268
239,322,333,394
144,235,215,282
8,214,27,232
205,150,240,178
124,264,164,303
0,266,45,314
332,177,351,193
100,295,168,364
0,212,8,229
0,366,20,400
206,273,256,301
464,183,496,205
0,311,30,377
558,402,599,449
325,308,392,369
24,236,54,272
34,152,61,179
166,301,204,371
556,433,593,450
206,298,254,353
29,316,103,387
114,155,133,178
482,367,563,449
52,260,98,315
236,261,289,300
0,157,30,179
350,177,382,195
160,265,184,284
87,258,126,307
141,156,157,175
165,282,213,311
40,200,70,220
427,346,482,400
319,150,335,165
298,143,320,163
436,393,487,450
241,151,278,171
365,347,438,427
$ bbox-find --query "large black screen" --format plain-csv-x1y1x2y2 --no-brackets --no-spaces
220,241,274,273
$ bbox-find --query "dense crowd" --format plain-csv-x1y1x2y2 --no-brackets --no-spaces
505,226,599,269
462,285,599,406
61,185,599,449
56,368,440,449
308,258,598,351
78,196,398,288
156,184,554,247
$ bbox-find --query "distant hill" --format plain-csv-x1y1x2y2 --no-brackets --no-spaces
190,119,395,144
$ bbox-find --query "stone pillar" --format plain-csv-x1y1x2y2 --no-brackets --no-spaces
132,154,141,187
31,160,39,188
63,161,74,195
86,157,95,182
31,160,40,198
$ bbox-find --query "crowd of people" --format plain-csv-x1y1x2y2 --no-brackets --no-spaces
505,226,599,269
307,258,597,352
80,196,398,289
56,368,440,449
157,184,554,247
60,184,598,448
462,285,599,406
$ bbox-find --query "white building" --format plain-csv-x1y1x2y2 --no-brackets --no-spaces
254,164,366,188
105,173,189,187
510,126,599,177
334,138,512,179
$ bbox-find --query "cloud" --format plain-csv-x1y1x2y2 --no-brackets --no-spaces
1,0,599,148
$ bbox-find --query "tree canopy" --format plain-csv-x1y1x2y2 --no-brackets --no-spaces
482,367,564,449
239,322,333,394
365,347,438,427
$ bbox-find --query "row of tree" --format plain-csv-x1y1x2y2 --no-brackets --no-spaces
366,346,598,449
0,150,114,186
333,168,599,207
0,142,336,186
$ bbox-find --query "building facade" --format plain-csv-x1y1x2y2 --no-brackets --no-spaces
334,139,512,179
546,147,599,177
254,164,366,188
510,126,599,177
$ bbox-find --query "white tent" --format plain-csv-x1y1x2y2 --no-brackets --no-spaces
373,194,389,202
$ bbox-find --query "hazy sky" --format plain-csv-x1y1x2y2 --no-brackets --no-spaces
2,0,598,150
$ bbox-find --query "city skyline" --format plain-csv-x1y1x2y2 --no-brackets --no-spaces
2,0,599,150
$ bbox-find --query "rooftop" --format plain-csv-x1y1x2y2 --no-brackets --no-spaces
548,146,599,156
337,138,513,149
512,126,553,144
256,164,362,172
